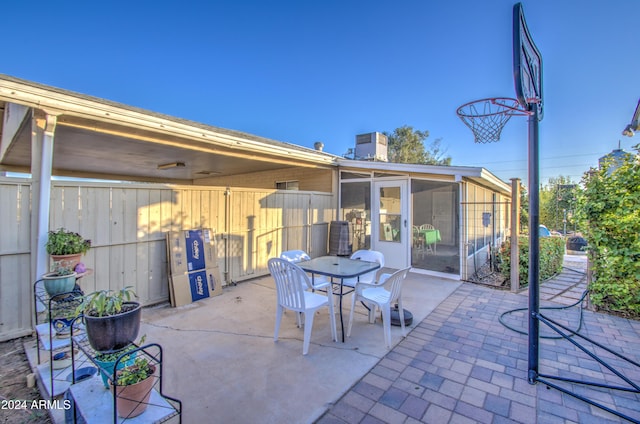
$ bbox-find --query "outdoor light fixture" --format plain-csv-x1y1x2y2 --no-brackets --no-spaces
157,162,186,170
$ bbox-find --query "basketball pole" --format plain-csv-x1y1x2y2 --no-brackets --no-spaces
527,106,540,384
457,2,542,383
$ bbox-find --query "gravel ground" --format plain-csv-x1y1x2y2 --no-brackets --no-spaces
466,262,508,287
0,336,52,424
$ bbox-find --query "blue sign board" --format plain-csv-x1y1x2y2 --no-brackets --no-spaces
187,269,212,302
184,229,206,271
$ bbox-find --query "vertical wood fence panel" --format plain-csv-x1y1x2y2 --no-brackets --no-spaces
0,180,33,341
0,178,335,340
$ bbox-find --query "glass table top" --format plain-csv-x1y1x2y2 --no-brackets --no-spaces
298,256,380,279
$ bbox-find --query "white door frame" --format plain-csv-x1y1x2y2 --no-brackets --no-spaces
372,179,409,269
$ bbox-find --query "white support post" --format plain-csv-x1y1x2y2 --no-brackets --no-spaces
31,112,58,284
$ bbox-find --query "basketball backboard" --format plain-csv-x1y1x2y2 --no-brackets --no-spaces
513,3,543,120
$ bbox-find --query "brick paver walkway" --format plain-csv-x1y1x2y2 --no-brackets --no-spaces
318,261,640,423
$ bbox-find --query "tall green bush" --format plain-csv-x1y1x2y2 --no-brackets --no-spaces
497,236,564,287
574,148,640,318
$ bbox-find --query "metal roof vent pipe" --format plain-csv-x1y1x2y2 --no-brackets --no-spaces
313,141,324,151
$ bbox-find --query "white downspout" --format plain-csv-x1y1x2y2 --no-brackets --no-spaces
32,112,58,284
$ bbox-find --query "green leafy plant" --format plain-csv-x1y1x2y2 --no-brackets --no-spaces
76,286,137,318
95,335,146,363
50,296,82,320
46,228,91,256
49,263,76,276
497,236,564,287
115,357,155,386
574,148,640,318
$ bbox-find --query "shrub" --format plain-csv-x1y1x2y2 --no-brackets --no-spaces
574,150,640,318
497,236,564,287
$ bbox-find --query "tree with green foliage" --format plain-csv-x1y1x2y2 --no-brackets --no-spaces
539,176,577,233
519,181,529,233
384,125,451,165
574,145,640,318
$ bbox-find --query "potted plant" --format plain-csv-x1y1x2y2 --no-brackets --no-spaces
49,292,83,336
45,228,91,273
76,287,141,353
111,356,157,418
42,264,78,297
94,336,144,389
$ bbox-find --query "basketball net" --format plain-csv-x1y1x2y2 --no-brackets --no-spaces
456,97,531,143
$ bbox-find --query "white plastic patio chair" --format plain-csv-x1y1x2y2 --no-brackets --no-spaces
342,250,390,324
279,250,330,290
342,249,387,289
419,224,436,254
413,225,426,253
268,258,337,355
280,250,333,326
347,267,411,348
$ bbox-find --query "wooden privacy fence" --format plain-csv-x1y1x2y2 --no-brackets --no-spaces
0,178,31,341
0,178,335,341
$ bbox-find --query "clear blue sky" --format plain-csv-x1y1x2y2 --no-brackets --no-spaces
3,0,638,186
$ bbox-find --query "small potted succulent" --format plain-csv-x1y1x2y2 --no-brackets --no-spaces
45,228,91,273
75,287,141,353
111,356,157,418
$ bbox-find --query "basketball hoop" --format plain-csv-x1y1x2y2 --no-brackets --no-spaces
456,97,531,143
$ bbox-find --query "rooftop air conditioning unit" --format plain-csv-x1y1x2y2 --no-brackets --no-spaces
354,132,388,162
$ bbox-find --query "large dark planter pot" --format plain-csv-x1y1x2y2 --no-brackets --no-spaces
84,302,141,353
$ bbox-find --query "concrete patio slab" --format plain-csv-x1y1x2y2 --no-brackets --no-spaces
130,271,460,423
33,253,640,423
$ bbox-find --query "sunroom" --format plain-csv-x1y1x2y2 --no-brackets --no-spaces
336,159,511,280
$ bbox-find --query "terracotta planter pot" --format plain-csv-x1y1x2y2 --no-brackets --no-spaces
84,302,141,353
50,253,83,271
94,351,137,389
112,364,156,418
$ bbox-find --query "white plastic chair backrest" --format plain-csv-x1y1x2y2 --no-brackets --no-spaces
268,258,310,310
420,224,435,230
350,249,384,284
280,250,311,263
382,267,411,303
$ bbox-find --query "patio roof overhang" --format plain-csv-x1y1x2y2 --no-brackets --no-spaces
1,75,511,194
0,74,337,183
336,159,512,195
